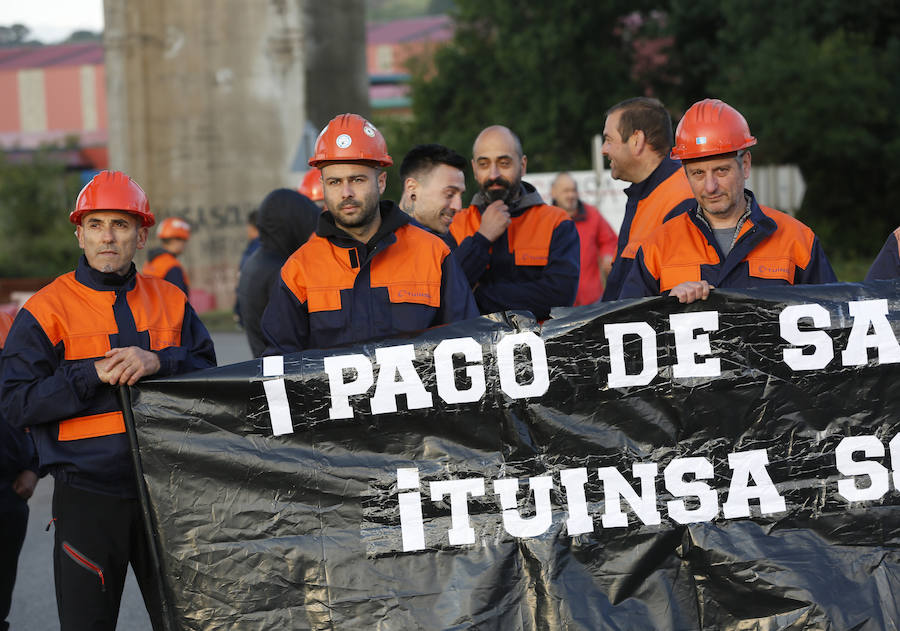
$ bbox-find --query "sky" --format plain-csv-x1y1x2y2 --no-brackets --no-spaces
2,0,104,43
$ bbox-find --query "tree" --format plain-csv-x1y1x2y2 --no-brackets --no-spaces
0,153,83,277
656,0,900,256
403,1,657,177
0,24,40,47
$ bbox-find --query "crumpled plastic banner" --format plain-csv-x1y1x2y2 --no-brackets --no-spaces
129,280,900,630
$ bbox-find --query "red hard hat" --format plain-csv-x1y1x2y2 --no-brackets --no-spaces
70,170,155,226
671,99,757,161
308,113,392,168
298,168,324,201
158,217,191,241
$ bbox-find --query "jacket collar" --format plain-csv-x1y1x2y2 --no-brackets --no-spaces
471,181,544,217
74,255,138,291
624,155,683,202
316,200,409,248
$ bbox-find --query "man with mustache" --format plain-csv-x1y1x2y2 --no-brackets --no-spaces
448,125,580,320
0,170,216,630
620,99,836,303
262,114,477,353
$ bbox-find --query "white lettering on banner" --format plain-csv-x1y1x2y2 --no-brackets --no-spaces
780,304,834,370
841,299,900,366
721,450,786,518
262,356,294,436
434,337,485,404
779,299,900,371
664,457,719,524
836,436,890,502
670,311,721,378
371,345,433,415
605,322,658,387
392,443,900,550
429,478,485,546
494,476,554,537
266,300,899,432
325,333,549,421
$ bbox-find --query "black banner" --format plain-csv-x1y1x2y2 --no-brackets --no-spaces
130,281,900,630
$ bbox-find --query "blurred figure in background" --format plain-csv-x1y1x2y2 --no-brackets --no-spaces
0,310,37,631
550,172,617,305
299,168,325,209
238,189,320,357
142,216,192,294
865,227,900,280
234,210,260,327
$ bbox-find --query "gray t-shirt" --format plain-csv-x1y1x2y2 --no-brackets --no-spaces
713,228,736,256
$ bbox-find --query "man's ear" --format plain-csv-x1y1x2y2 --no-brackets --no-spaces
378,170,387,195
630,129,646,155
520,155,527,175
404,177,418,200
75,225,85,250
137,226,149,250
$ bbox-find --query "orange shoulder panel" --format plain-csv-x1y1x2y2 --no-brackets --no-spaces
744,207,815,282
622,168,694,259
371,224,447,307
128,275,186,350
142,252,175,278
449,206,483,245
281,235,360,313
507,204,570,266
0,311,12,349
639,214,717,292
24,273,117,360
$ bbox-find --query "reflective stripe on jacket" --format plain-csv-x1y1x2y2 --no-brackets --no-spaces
0,256,216,496
620,190,837,298
602,157,695,301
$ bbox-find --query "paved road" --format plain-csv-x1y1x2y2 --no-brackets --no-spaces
7,331,252,630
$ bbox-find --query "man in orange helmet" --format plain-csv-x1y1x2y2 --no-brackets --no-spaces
620,99,836,302
600,97,696,301
261,114,477,353
142,216,192,294
0,170,216,630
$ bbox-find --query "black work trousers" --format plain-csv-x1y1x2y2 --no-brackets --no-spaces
0,485,28,631
52,480,165,631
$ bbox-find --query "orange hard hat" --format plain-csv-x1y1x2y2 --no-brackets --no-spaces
158,217,191,241
70,170,155,226
308,113,392,168
298,168,324,201
671,99,757,161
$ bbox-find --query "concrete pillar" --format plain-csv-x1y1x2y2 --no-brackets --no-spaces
104,0,368,310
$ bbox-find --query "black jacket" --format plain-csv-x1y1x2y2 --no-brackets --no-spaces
238,189,321,357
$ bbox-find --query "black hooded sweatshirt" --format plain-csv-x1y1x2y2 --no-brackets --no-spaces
238,189,321,357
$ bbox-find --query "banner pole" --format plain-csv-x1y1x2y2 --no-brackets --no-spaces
119,385,177,631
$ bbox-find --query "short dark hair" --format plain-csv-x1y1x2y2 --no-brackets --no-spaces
400,144,467,182
606,97,674,157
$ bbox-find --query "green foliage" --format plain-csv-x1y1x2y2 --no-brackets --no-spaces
656,0,900,258
0,24,41,46
0,153,83,277
406,0,655,175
